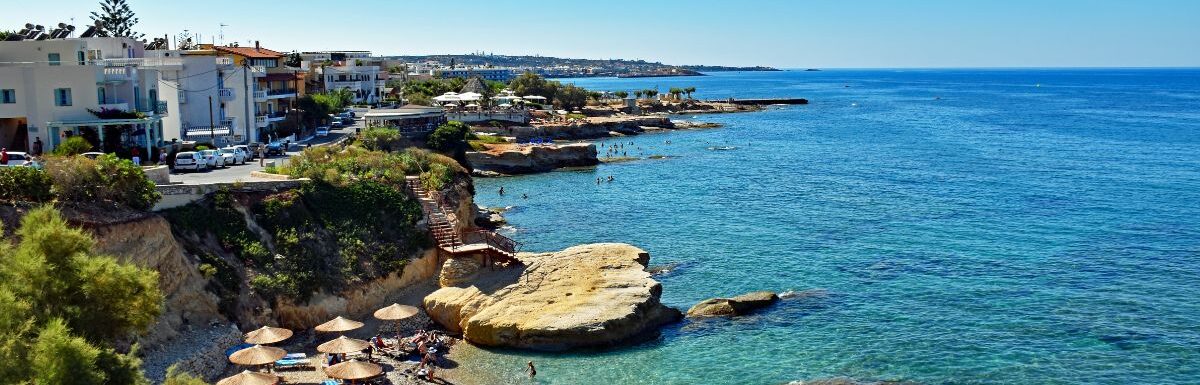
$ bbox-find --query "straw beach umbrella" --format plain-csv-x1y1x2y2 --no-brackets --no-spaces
324,361,383,383
314,316,364,334
374,303,419,339
317,336,371,355
216,371,279,385
244,326,293,345
228,345,287,366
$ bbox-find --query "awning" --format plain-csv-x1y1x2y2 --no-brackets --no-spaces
185,128,232,137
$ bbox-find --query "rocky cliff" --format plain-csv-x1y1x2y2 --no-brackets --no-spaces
466,143,599,175
424,243,682,350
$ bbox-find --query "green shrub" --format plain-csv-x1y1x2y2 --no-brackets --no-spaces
359,127,410,152
0,167,53,203
426,121,470,154
42,154,160,210
52,136,93,156
280,145,463,188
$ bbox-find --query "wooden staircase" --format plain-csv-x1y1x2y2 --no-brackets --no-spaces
404,176,519,264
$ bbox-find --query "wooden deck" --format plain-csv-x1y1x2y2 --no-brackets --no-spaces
404,176,519,264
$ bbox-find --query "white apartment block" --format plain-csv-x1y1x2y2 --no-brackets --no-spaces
0,34,168,156
303,51,386,104
143,49,257,146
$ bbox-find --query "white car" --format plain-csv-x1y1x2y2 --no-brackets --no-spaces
1,151,33,167
199,149,226,168
233,145,256,161
173,151,208,172
316,127,330,137
220,147,247,165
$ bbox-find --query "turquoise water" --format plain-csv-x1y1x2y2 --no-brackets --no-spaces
465,70,1200,385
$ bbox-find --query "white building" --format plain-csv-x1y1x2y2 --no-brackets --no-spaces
303,51,385,105
143,48,256,146
0,33,168,156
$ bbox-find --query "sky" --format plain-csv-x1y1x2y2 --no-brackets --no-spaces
9,0,1200,68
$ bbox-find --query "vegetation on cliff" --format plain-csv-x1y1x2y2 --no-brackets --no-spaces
0,206,163,384
0,154,160,210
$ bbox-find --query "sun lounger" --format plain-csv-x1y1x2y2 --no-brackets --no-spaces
274,358,311,370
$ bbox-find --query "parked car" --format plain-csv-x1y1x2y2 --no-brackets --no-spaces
1,151,33,167
341,116,355,125
173,151,208,172
330,120,344,129
316,127,330,137
265,142,285,156
233,145,256,161
219,147,247,165
81,152,105,159
198,149,226,168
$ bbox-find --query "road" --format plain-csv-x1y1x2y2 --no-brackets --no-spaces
168,122,358,185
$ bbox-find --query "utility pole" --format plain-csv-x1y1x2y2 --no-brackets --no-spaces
208,96,215,144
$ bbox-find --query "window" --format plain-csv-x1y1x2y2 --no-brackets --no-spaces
1,89,15,104
54,88,72,106
77,51,85,65
48,53,61,66
97,87,106,104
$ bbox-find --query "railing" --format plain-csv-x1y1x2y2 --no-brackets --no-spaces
102,66,133,81
253,90,268,101
403,176,520,257
97,57,183,68
268,88,297,96
215,57,234,67
250,65,267,77
97,102,129,111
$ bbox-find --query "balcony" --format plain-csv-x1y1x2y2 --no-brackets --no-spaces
266,111,287,122
250,66,267,78
255,115,269,128
216,57,234,68
266,88,297,99
97,102,130,112
218,88,236,101
137,100,168,116
102,66,133,82
97,57,183,70
253,90,268,102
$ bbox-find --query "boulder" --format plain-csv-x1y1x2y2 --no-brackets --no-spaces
687,290,779,318
423,243,682,350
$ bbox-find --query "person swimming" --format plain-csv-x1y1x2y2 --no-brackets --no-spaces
499,186,505,196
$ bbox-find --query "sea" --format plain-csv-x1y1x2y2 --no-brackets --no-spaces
461,69,1200,385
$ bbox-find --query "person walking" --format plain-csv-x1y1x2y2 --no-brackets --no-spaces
158,151,167,166
32,138,43,156
258,144,266,166
1,148,9,165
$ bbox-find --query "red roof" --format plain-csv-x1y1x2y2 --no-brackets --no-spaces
215,45,285,59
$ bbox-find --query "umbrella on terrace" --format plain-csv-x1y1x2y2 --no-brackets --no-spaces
216,371,279,385
317,336,371,355
324,361,384,383
243,326,293,345
228,345,287,367
314,316,364,334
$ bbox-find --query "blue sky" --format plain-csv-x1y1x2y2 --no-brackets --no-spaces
10,0,1200,68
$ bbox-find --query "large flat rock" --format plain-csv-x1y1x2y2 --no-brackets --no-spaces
424,243,681,350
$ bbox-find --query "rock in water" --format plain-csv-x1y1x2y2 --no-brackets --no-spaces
423,243,682,350
687,290,780,317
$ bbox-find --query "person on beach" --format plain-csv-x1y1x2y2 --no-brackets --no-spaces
527,361,537,379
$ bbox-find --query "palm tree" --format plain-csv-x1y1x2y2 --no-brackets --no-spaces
668,87,683,100
685,87,696,100
634,90,644,99
614,91,629,99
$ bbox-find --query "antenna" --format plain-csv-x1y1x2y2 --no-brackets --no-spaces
218,23,229,46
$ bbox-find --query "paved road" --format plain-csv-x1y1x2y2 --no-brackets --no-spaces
168,123,358,185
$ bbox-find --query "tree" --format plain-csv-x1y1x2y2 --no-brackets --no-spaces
508,72,557,100
0,206,162,384
684,86,697,99
614,91,629,99
0,30,17,41
554,84,588,110
285,52,302,67
634,90,644,99
52,136,93,156
426,121,470,154
90,0,143,39
162,365,208,385
668,87,683,100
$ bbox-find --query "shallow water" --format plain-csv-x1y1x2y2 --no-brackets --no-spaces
463,69,1200,385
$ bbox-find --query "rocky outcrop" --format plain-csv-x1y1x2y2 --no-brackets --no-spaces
686,291,779,318
423,243,682,350
88,215,224,347
466,143,598,175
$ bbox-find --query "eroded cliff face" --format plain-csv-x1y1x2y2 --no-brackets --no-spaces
88,215,224,347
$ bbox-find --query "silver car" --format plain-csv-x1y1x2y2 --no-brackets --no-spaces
219,147,247,165
199,149,226,168
173,151,208,172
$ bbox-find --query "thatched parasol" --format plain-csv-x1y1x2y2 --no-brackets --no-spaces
314,316,364,333
228,345,287,366
324,361,383,381
243,326,293,345
317,336,371,355
216,370,279,385
373,303,419,321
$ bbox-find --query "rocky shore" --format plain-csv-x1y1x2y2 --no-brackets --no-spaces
466,142,598,175
424,243,682,350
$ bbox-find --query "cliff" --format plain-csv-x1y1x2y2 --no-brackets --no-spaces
424,243,682,350
466,143,599,175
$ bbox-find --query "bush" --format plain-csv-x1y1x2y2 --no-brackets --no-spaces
52,136,93,156
280,145,463,189
43,154,160,210
426,121,470,154
0,167,53,203
358,127,409,152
